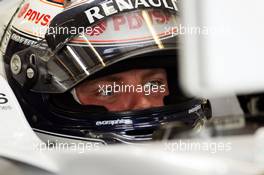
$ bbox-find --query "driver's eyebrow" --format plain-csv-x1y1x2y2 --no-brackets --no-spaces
141,69,166,80
84,76,123,93
93,75,123,84
80,76,123,91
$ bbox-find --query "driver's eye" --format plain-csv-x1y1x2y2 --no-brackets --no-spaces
144,80,163,89
99,86,115,96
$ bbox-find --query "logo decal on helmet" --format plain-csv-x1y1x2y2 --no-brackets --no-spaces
17,3,30,18
84,0,178,24
96,119,133,126
70,9,176,46
188,105,202,114
23,8,51,26
87,20,107,36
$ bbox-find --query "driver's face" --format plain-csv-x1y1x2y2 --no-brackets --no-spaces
75,68,169,111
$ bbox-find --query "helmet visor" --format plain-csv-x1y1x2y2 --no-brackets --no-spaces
29,9,179,93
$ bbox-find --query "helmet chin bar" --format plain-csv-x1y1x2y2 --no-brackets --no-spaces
35,111,208,145
84,118,206,144
67,108,208,144
85,131,153,144
42,97,211,144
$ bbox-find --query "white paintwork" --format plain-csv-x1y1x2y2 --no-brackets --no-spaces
48,132,264,175
0,75,58,173
180,0,264,96
210,96,244,117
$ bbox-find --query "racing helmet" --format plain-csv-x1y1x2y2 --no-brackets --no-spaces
2,0,211,144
